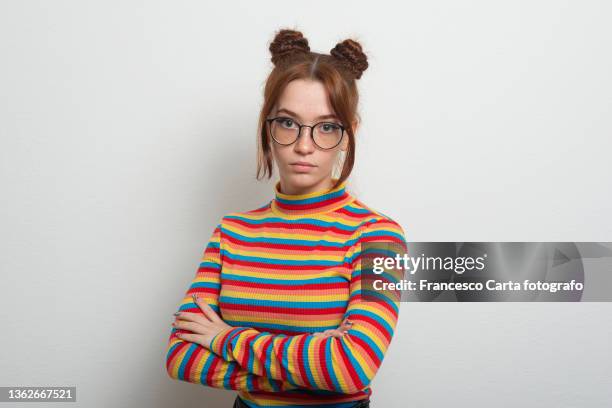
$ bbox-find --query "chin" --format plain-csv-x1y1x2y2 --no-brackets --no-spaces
284,172,320,187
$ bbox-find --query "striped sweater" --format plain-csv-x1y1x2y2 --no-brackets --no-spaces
166,178,407,407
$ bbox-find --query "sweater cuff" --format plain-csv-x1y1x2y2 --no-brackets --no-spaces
210,326,253,362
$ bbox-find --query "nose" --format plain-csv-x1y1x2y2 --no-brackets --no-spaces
294,126,316,154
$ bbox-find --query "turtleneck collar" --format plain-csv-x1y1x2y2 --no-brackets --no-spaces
270,178,355,217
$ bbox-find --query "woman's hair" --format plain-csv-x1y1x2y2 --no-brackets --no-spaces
256,28,369,190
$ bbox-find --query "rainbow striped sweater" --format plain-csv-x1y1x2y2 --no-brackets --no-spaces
166,178,407,407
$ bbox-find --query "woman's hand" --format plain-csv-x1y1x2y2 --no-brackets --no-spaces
173,294,351,347
313,317,353,338
172,294,232,349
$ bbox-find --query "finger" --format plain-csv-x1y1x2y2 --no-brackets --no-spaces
200,302,223,323
334,324,350,335
174,311,208,326
340,319,354,330
327,329,346,338
192,294,222,323
322,329,345,338
173,320,205,334
175,331,206,346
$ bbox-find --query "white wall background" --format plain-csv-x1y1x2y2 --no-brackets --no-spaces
1,1,611,407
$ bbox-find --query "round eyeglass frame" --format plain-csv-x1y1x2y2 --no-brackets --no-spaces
265,116,346,150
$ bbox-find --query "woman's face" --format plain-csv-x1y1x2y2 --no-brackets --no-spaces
269,79,353,195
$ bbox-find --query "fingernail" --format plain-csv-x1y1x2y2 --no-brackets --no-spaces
192,294,198,302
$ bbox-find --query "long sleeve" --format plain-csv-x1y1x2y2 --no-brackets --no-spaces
165,220,299,392
208,217,407,394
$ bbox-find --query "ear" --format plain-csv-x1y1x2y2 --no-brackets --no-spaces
351,119,360,135
340,119,358,151
339,133,349,151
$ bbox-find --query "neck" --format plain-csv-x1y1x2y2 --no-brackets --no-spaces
271,177,354,217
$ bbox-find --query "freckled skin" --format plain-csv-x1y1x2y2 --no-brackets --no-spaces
269,78,357,196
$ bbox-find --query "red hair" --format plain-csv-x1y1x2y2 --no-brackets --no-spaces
256,28,369,190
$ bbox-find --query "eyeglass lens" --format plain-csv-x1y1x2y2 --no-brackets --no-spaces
269,117,343,149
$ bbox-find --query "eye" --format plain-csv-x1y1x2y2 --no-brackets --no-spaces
320,123,342,133
274,117,297,129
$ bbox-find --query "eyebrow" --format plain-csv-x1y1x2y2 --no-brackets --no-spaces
276,108,339,121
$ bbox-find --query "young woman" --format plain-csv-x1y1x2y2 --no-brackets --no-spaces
165,28,407,408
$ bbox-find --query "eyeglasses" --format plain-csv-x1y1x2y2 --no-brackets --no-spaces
265,116,346,150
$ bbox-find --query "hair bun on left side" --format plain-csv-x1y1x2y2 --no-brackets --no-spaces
269,29,311,66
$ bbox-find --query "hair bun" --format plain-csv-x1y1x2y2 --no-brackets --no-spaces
269,29,311,66
330,39,369,79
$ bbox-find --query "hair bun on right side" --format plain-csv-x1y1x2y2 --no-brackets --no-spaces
269,29,311,66
330,39,369,80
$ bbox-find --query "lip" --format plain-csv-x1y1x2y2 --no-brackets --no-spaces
290,161,316,172
291,161,316,167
